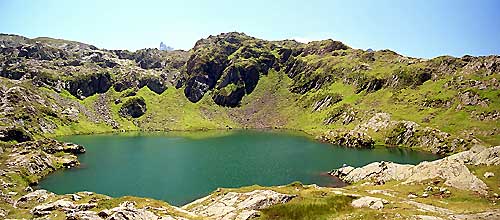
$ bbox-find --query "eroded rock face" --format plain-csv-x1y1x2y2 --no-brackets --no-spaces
183,32,278,106
448,145,500,166
0,126,33,142
331,146,500,194
119,97,147,118
184,190,296,220
65,72,112,99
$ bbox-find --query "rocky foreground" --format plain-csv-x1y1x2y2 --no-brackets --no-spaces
1,138,499,219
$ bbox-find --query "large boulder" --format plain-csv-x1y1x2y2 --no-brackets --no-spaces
351,196,389,210
184,190,296,220
119,97,147,118
139,76,168,94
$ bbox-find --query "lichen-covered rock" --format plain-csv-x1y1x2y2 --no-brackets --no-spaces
331,146,497,194
5,139,84,184
96,201,190,220
355,112,392,132
448,145,500,166
15,190,55,208
184,190,296,220
119,97,147,118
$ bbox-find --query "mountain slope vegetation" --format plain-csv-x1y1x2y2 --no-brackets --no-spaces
0,32,498,155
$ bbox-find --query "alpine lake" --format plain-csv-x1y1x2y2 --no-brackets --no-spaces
40,130,440,206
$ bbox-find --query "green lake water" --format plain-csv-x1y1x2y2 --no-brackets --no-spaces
40,130,440,206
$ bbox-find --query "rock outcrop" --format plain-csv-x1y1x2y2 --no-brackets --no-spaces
65,72,112,99
331,146,500,194
5,139,84,184
31,199,189,220
119,97,147,118
319,130,375,148
183,190,296,220
354,112,473,155
384,120,469,155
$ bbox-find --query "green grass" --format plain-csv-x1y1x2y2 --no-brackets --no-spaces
135,86,237,130
469,165,500,195
258,196,353,220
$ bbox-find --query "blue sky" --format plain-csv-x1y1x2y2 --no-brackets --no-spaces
1,0,499,58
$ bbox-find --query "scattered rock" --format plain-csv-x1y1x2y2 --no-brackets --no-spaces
184,190,296,220
62,107,80,119
449,209,500,220
484,172,495,178
71,194,82,201
415,215,445,220
351,196,388,210
408,193,418,199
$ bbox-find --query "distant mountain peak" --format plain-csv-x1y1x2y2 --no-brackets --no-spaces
159,42,173,51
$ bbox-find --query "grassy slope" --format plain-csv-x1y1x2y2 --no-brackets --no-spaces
45,65,498,148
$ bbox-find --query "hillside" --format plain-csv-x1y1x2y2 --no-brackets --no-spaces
1,32,498,155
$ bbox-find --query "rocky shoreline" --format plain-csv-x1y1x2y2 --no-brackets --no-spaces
330,145,499,194
1,137,499,219
0,138,301,219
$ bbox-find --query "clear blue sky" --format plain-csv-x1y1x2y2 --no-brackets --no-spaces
1,0,499,58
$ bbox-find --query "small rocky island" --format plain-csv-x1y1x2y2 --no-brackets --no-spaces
0,32,499,219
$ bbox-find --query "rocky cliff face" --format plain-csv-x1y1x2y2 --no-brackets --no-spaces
119,96,147,118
